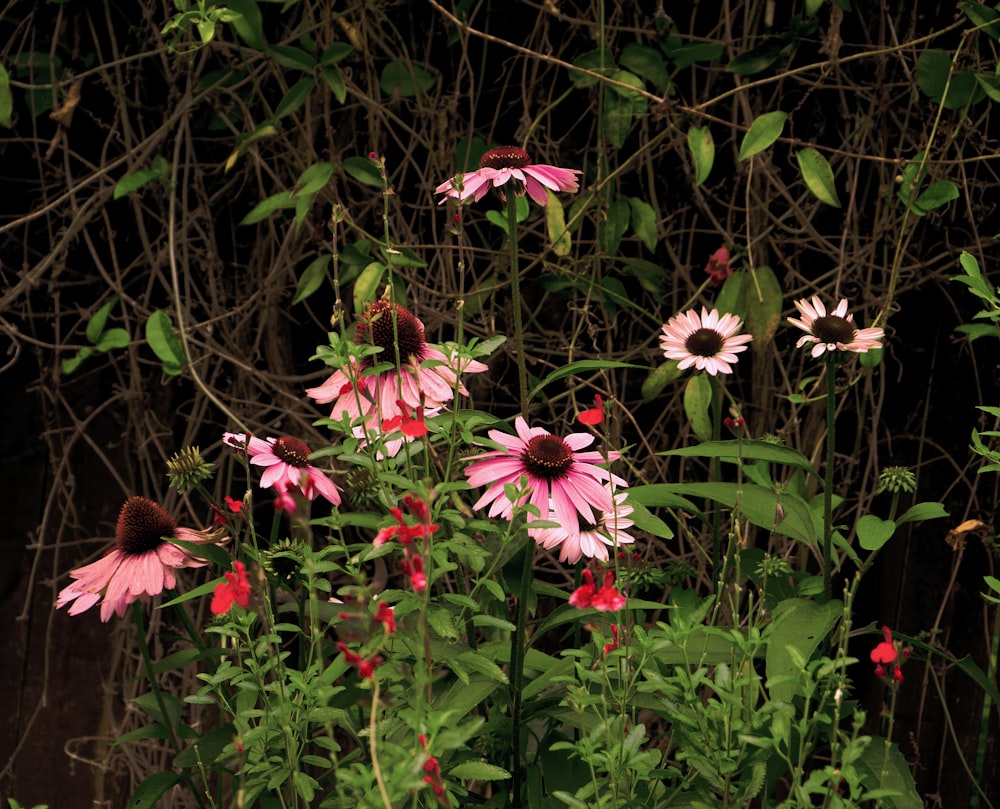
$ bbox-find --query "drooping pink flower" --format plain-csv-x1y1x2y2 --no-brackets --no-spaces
244,435,341,506
464,417,626,541
211,560,251,615
435,146,581,206
56,496,224,622
660,307,753,376
306,301,487,457
788,296,884,358
705,246,732,286
577,394,605,426
534,486,635,564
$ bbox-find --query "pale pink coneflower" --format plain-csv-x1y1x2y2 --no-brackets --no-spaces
660,307,753,376
245,435,341,506
435,146,581,206
534,486,635,564
306,301,487,456
56,496,224,622
787,296,884,358
464,416,626,540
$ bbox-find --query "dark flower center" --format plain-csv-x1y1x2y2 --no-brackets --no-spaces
116,496,177,556
522,435,574,480
273,436,312,468
356,301,427,362
684,327,725,357
811,315,856,345
480,146,531,170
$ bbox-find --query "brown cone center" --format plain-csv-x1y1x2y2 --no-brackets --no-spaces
522,435,574,480
116,496,177,556
273,436,312,468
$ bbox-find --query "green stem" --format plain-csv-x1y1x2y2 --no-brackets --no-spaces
823,354,836,600
710,374,722,575
506,193,529,417
509,538,533,808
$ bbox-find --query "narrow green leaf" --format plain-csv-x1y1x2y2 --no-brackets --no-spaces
224,123,279,172
738,111,787,161
528,360,648,401
266,45,316,71
687,125,714,185
240,190,295,225
895,501,948,525
342,155,383,188
661,439,816,477
352,262,386,315
627,499,674,539
86,296,120,344
746,264,783,353
683,374,713,441
641,361,684,402
0,63,13,128
320,43,354,65
627,197,658,252
796,148,841,207
168,537,234,569
293,161,334,198
449,762,511,781
225,0,264,49
292,254,330,305
599,198,630,255
545,192,572,256
273,76,315,120
975,72,1000,102
113,169,161,200
145,309,186,374
60,347,92,375
321,65,347,104
857,514,896,551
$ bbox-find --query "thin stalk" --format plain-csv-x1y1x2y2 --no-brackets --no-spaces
823,354,836,600
506,193,529,417
710,374,722,575
509,539,533,808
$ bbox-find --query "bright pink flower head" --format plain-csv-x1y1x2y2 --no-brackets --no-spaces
211,560,251,615
660,307,752,376
788,295,884,358
306,301,487,457
56,496,224,622
245,435,341,506
435,146,581,206
464,416,626,541
533,486,635,564
705,246,732,286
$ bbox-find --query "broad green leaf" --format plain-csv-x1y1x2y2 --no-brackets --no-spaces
627,499,674,540
0,63,12,128
599,197,630,255
113,169,160,200
916,50,982,108
321,65,347,104
855,740,923,809
273,76,315,120
266,45,316,71
857,514,896,551
240,190,295,225
86,296,120,343
293,162,334,198
145,309,186,374
60,347,92,375
529,359,648,400
603,70,646,148
806,0,824,13
796,148,841,207
627,197,658,252
173,725,237,768
975,73,1000,102
352,262,386,314
449,762,511,781
379,60,435,98
765,599,842,702
95,328,130,352
687,126,714,185
745,264,783,352
224,123,278,172
641,361,683,402
292,254,330,304
727,44,786,77
620,42,670,91
914,180,959,214
568,49,614,88
125,771,182,809
168,537,234,570
661,439,817,477
671,42,725,70
715,270,747,318
683,374,712,441
342,155,383,188
320,43,354,65
738,111,787,161
895,501,948,525
859,346,883,368
545,192,572,256
226,0,264,49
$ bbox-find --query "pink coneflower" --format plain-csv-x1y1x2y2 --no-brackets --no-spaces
306,301,487,456
660,307,753,376
435,146,581,206
534,486,635,564
246,435,341,506
464,417,625,539
56,496,224,622
788,296,884,358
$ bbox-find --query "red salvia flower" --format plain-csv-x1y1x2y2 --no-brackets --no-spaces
211,561,251,615
577,394,605,426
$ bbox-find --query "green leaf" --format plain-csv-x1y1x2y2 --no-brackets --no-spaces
745,265,783,353
626,499,674,540
765,599,842,702
379,60,435,98
273,76,316,120
727,44,787,76
796,148,841,207
528,360,647,401
352,262,386,315
975,72,1000,103
806,0,824,14
321,65,347,104
266,45,316,71
126,771,181,809
603,70,646,148
342,155,383,188
715,270,748,318
599,198,630,254
167,537,234,569
545,192,572,256
224,123,279,172
292,254,330,304
568,49,614,88
857,514,896,551
687,126,714,186
320,43,354,65
145,310,186,375
86,296,120,344
738,111,787,161
620,42,670,92
173,725,237,767
95,328,130,352
916,50,982,109
113,169,161,200
449,762,511,781
293,162,334,198
226,0,264,49
0,63,13,128
913,180,959,214
641,361,683,402
855,740,922,809
683,374,712,441
896,501,948,525
661,439,817,477
627,197,658,252
240,190,295,225
60,347,92,375
670,42,725,70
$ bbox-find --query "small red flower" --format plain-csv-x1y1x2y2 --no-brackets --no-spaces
870,625,898,666
401,553,427,592
211,561,251,615
375,601,396,634
603,623,620,655
569,569,597,608
382,401,429,438
705,246,732,286
337,641,382,680
577,394,605,426
591,571,626,612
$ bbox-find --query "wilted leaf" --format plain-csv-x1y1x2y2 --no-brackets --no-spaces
746,265,783,353
687,125,714,185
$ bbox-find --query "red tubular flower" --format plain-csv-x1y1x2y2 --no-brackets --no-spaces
211,561,252,615
603,623,620,655
569,569,597,608
590,571,626,612
705,246,732,286
337,641,382,680
375,601,396,634
577,394,605,426
870,625,898,666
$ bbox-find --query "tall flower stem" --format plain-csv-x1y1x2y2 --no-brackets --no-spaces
509,538,533,808
823,354,836,600
506,193,529,417
710,374,722,574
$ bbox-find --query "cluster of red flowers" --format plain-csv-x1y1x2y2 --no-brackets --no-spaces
211,495,244,526
603,623,620,655
375,494,437,593
210,561,252,615
871,625,908,683
418,734,446,800
382,401,428,438
569,568,626,612
337,641,383,680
